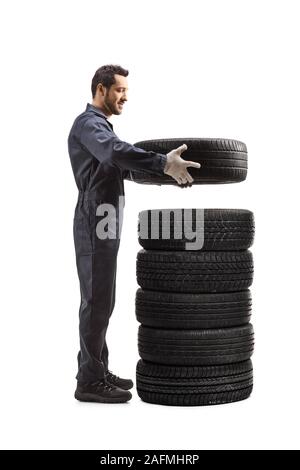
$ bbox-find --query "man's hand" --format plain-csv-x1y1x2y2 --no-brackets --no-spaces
164,144,201,187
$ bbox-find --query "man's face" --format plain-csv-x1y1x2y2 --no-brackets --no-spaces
102,74,128,116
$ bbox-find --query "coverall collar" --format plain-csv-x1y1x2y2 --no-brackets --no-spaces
86,103,114,130
86,103,110,118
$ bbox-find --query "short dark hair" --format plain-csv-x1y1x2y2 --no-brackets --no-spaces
91,64,129,98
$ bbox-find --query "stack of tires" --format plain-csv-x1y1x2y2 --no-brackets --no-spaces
135,208,255,406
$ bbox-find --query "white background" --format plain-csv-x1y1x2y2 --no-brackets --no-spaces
0,0,299,450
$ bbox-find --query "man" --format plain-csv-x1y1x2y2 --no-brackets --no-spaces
68,64,201,404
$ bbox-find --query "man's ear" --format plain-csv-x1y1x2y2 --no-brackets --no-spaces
97,83,105,96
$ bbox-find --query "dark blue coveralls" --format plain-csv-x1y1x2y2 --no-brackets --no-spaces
68,103,167,383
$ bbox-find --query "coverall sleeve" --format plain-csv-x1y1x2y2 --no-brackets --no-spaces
80,118,167,176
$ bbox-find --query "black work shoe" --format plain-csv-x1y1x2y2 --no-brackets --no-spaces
75,379,132,403
105,370,134,390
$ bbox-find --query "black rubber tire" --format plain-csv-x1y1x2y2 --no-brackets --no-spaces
138,324,254,366
138,208,255,251
128,138,247,185
136,250,254,293
135,289,252,329
136,359,253,406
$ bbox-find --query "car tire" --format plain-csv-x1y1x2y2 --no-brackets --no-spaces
137,249,254,293
136,359,253,406
138,208,254,251
129,138,247,185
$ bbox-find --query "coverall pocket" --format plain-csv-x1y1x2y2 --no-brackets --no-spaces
73,215,93,255
91,199,121,253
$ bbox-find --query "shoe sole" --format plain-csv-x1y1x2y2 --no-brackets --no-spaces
74,390,132,404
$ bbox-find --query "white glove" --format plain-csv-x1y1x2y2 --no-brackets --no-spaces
164,144,201,187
